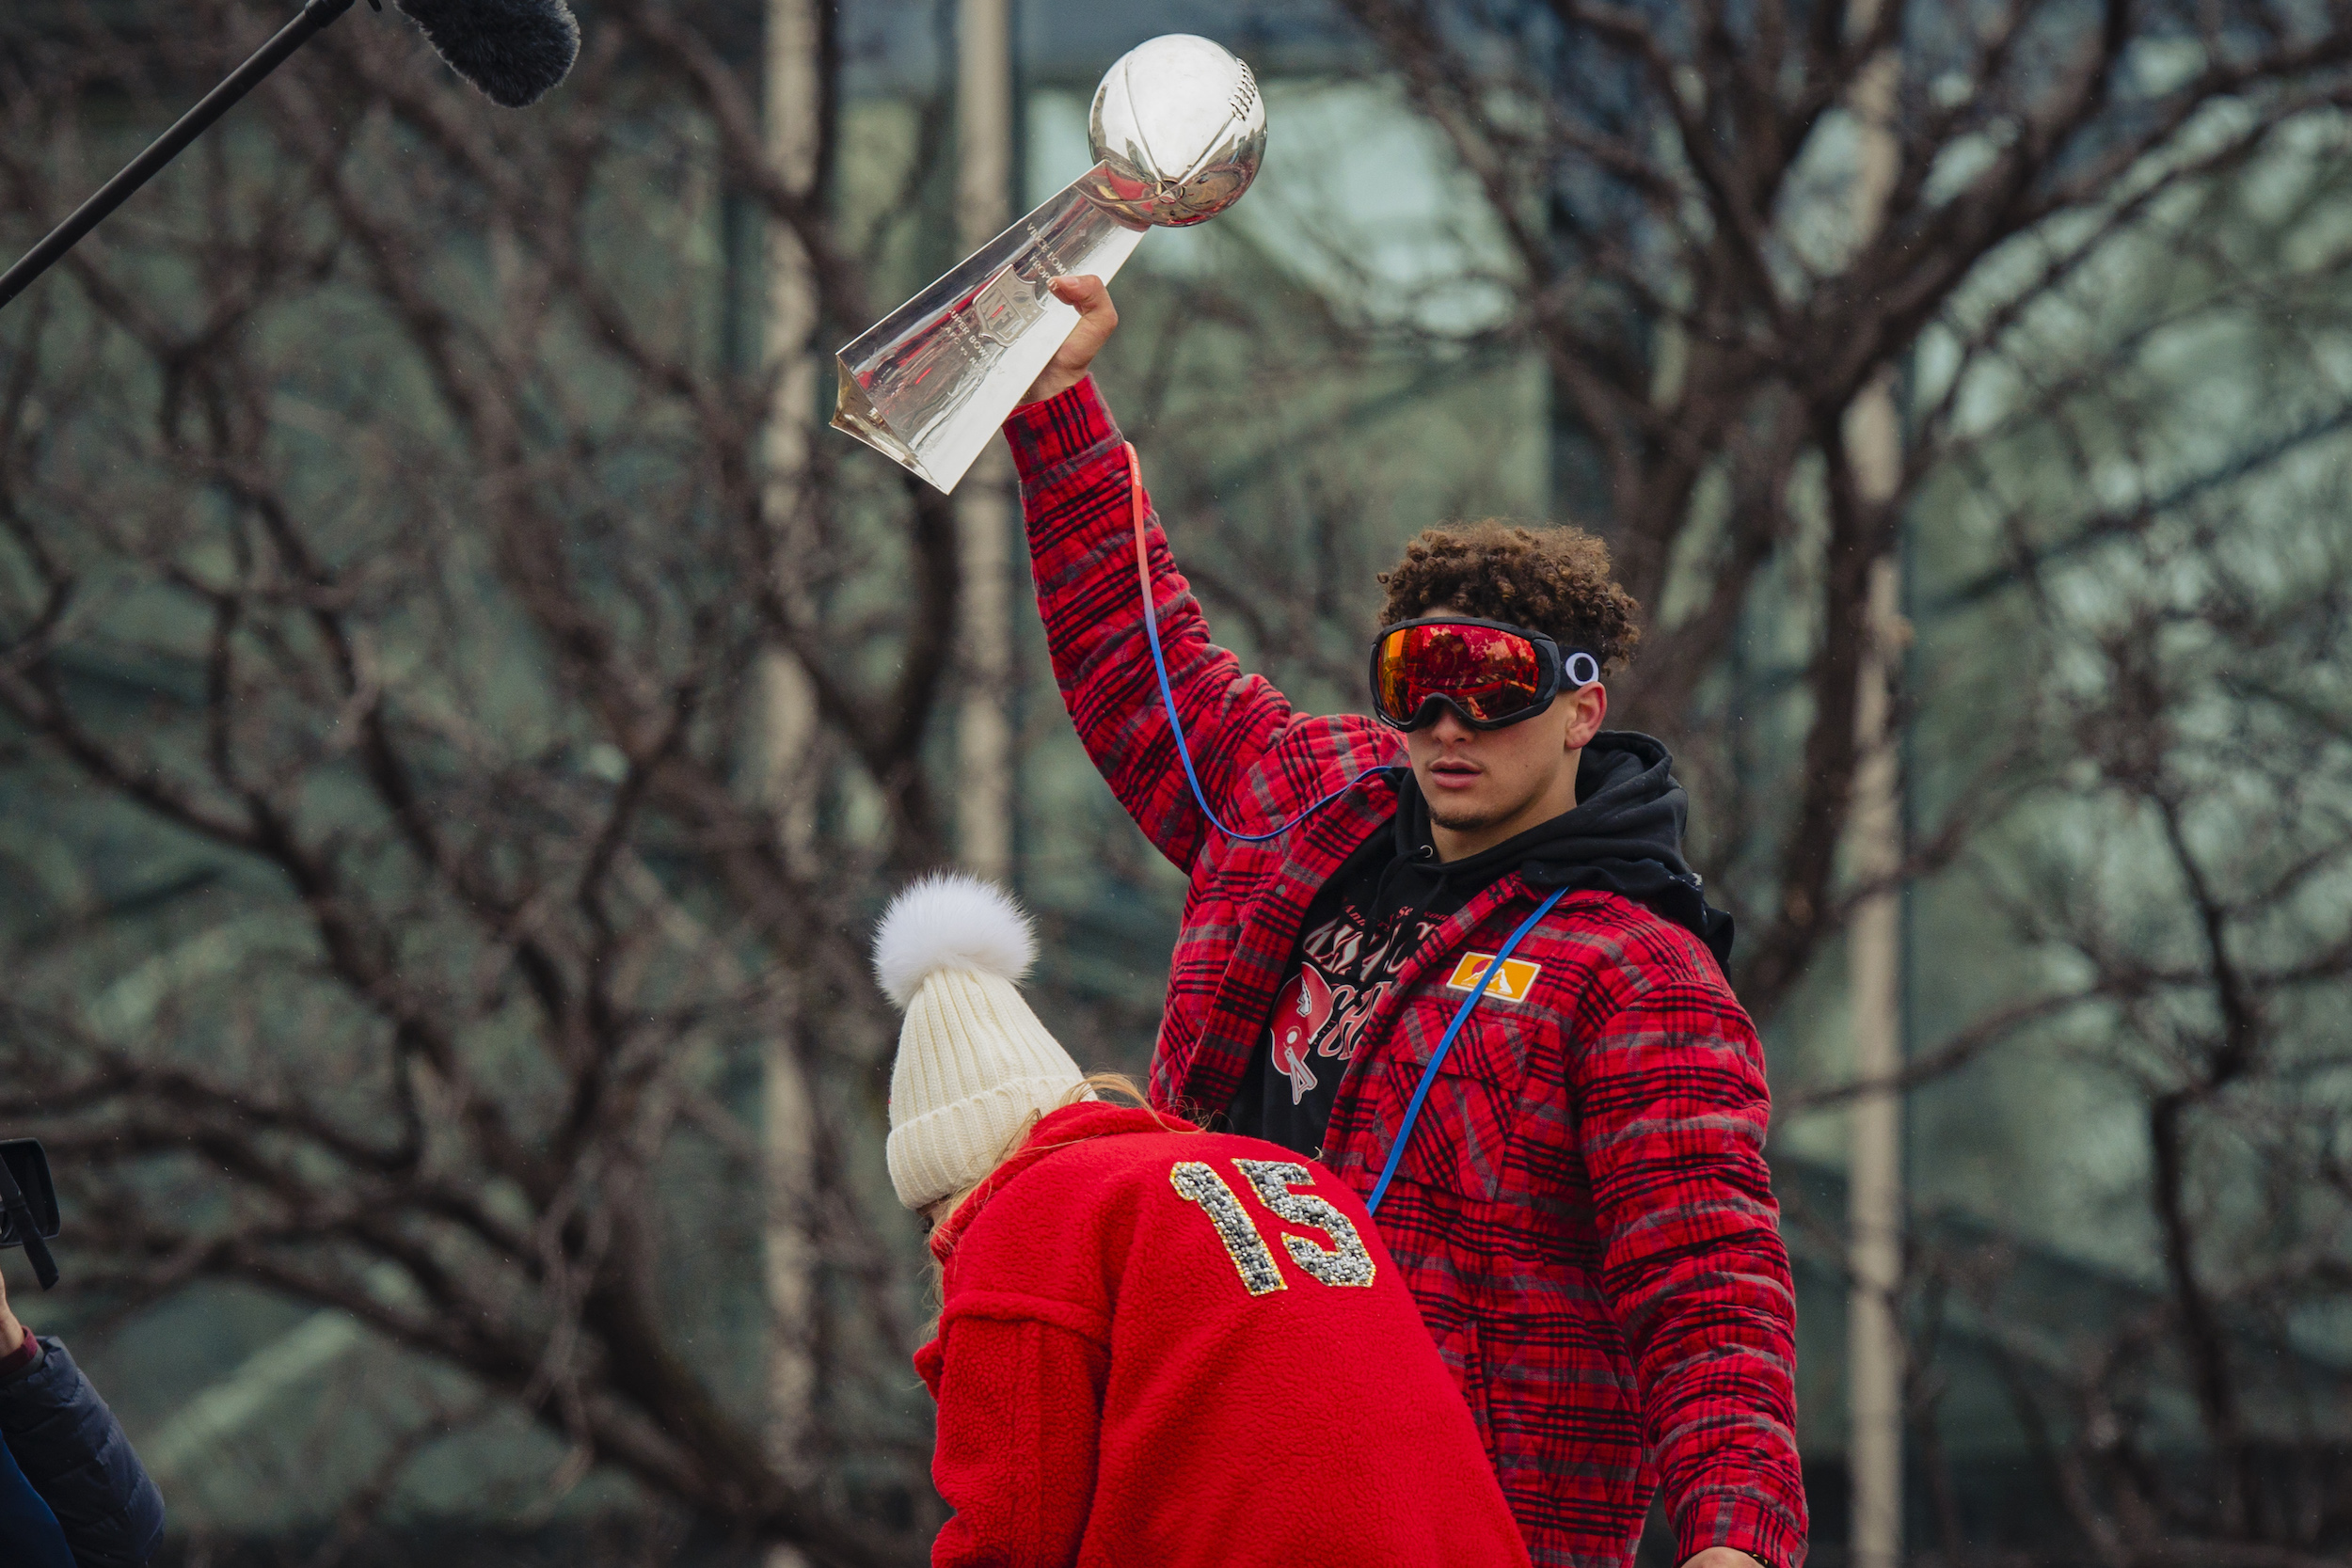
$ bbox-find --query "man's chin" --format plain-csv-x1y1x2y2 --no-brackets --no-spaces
1426,800,1502,834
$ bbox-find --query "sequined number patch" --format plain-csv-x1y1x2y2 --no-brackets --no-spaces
1168,1159,1377,1296
1232,1160,1377,1288
1169,1162,1286,1295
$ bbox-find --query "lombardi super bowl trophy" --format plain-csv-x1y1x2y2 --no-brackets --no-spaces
831,35,1267,492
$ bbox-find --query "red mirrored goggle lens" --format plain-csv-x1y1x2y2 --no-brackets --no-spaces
1374,623,1548,725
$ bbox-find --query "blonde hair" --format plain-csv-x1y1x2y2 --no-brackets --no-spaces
924,1072,1197,1288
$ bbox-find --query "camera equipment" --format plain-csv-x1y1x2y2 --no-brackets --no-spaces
0,0,581,314
0,1141,60,1291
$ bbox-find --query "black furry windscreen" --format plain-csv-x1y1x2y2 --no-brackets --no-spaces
394,0,581,108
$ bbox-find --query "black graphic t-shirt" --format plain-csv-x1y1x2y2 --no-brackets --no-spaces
1228,828,1470,1158
1255,888,1448,1157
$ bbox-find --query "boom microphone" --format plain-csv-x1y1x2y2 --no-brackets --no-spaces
0,0,583,312
396,0,581,109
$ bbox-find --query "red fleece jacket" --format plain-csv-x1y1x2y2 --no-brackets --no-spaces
917,1101,1532,1568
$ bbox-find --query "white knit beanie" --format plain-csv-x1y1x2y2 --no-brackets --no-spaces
873,874,1092,1212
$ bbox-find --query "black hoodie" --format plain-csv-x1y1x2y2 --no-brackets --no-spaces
1226,731,1733,1158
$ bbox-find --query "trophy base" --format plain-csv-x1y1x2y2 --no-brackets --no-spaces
832,369,922,475
831,171,1149,493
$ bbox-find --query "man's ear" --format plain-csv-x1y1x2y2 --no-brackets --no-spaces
1565,682,1608,750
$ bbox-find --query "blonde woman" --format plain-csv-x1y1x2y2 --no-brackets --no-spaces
878,874,1529,1568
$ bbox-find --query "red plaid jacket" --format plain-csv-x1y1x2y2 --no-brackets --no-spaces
1007,379,1806,1568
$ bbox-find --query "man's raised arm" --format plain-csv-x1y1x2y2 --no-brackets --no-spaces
1004,277,1296,872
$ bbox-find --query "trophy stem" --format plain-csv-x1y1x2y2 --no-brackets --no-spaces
831,169,1149,493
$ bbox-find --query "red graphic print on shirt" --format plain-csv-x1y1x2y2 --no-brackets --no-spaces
1264,900,1446,1104
1269,965,1336,1100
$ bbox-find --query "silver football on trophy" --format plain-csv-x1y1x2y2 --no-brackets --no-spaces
1081,35,1267,228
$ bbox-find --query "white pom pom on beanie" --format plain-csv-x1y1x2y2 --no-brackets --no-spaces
873,874,1092,1212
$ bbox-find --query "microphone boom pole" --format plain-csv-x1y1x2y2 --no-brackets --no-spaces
0,0,361,313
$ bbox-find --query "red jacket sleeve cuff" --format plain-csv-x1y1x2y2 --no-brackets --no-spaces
1674,1489,1806,1568
1005,376,1121,483
913,1337,945,1401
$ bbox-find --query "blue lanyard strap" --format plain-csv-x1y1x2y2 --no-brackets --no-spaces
1127,442,1380,842
1120,439,1565,1209
1118,440,1566,1212
1365,884,1569,1215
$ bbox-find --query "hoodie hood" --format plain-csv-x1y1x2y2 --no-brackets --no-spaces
1371,730,1734,968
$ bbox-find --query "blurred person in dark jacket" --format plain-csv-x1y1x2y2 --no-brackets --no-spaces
0,1257,165,1567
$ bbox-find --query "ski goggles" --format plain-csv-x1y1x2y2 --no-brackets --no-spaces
1369,617,1601,731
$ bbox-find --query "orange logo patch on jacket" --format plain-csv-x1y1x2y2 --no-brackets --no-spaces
1442,953,1540,1003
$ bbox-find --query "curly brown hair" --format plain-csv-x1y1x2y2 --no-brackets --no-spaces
1376,521,1643,671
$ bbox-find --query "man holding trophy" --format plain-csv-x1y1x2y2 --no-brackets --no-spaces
999,275,1804,1568
835,35,1805,1568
